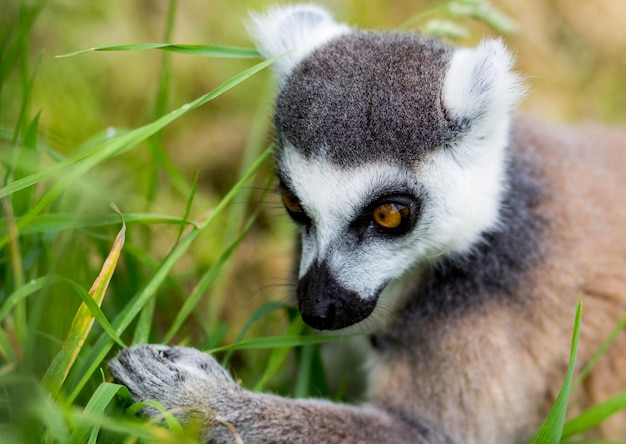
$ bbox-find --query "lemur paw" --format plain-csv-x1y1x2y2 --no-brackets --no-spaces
109,345,239,419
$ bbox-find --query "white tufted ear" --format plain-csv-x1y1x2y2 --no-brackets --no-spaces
247,4,351,86
442,39,525,134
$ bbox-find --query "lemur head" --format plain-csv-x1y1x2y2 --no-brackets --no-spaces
248,5,524,331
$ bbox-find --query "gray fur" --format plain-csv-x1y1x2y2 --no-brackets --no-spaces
409,129,547,318
110,344,449,443
274,32,462,167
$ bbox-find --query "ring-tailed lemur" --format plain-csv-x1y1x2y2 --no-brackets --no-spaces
109,5,626,443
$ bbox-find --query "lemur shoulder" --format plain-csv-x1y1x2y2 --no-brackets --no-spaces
110,5,626,443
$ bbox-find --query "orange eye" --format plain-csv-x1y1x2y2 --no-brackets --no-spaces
281,188,303,214
372,203,408,229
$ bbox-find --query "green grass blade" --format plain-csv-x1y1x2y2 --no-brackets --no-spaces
162,225,248,343
294,344,315,398
0,327,16,362
210,331,359,354
69,382,132,443
0,275,57,322
0,55,278,200
57,43,261,59
70,409,189,443
132,298,156,345
573,310,626,391
205,82,276,330
561,390,626,439
155,1,176,120
195,145,273,233
253,316,306,392
561,441,625,444
136,6,184,340
126,400,184,434
10,111,40,216
174,171,198,246
62,279,126,348
32,388,71,444
1,197,26,344
446,0,518,34
395,2,450,31
144,0,193,207
123,244,191,306
163,195,262,343
528,299,583,444
222,302,291,367
223,80,274,237
70,385,188,441
420,19,469,39
13,48,42,149
161,146,275,342
0,212,198,237
0,275,123,348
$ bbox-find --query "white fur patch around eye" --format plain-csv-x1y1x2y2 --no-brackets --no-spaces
278,144,420,278
418,132,507,255
247,4,351,85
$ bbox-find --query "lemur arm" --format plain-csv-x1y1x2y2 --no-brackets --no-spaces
109,345,447,443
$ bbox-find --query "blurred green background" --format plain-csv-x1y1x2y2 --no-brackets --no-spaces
1,0,625,441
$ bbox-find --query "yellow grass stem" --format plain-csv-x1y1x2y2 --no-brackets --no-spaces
42,208,126,397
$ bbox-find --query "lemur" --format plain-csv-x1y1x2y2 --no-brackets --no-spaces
109,5,626,443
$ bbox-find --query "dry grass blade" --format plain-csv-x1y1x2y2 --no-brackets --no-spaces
42,207,126,397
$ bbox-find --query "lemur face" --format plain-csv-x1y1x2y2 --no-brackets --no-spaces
278,146,426,330
250,5,523,330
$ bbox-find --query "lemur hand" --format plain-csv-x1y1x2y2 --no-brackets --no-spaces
109,345,244,430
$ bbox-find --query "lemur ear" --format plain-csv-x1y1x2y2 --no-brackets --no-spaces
247,4,351,85
442,39,525,132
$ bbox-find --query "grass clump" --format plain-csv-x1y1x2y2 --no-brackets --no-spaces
1,1,300,441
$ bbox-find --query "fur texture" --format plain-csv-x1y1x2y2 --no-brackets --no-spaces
109,5,626,443
247,4,350,85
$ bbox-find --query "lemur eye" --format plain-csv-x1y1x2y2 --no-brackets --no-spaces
372,203,409,230
281,188,304,214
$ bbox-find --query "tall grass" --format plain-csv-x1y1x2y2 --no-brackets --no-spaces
2,2,273,442
0,1,625,443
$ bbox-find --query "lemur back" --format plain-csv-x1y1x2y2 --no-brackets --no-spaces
109,5,626,443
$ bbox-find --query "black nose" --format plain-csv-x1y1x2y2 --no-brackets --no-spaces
300,303,337,331
297,261,377,330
